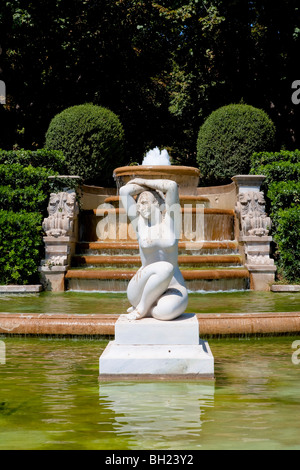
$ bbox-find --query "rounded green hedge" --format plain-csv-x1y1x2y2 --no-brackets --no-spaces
45,104,125,184
196,104,276,185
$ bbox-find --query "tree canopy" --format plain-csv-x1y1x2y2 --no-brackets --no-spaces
0,0,299,165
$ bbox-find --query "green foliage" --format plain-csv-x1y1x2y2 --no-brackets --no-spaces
252,162,300,188
0,149,66,173
0,163,56,189
0,161,79,213
251,150,300,171
273,207,300,283
0,152,79,285
250,149,300,283
0,186,48,213
196,104,276,185
267,181,300,219
0,210,43,284
1,1,299,160
45,104,125,184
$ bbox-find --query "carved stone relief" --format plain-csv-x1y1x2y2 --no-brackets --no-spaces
42,190,79,238
236,191,272,237
40,190,79,286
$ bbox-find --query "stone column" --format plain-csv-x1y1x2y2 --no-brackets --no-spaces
232,175,277,291
39,186,79,292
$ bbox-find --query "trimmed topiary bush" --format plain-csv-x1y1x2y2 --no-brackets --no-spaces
197,104,276,185
45,103,125,184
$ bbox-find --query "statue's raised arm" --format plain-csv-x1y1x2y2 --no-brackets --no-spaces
128,178,179,206
120,178,179,221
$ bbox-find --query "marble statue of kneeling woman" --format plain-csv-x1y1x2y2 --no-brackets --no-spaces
119,178,188,321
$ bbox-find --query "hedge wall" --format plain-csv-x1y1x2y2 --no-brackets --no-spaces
0,211,43,285
250,150,300,283
273,207,300,283
0,149,74,285
0,148,66,172
251,149,300,169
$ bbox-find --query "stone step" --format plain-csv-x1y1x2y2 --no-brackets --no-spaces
71,254,243,268
65,267,249,281
77,240,239,255
65,266,250,292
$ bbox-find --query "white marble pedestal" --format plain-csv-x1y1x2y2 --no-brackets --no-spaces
99,313,214,380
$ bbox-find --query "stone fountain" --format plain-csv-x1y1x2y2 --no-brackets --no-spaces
39,148,277,378
40,149,276,293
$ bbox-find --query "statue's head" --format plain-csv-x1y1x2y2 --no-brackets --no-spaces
136,190,165,220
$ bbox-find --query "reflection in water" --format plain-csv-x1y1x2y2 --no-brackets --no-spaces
99,382,215,450
1,337,300,449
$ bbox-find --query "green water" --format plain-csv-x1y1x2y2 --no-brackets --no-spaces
0,291,299,449
0,336,300,450
0,290,299,315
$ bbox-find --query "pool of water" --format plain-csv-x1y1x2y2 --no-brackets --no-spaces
0,290,299,315
0,335,300,450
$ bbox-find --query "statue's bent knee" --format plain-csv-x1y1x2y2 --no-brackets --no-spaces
155,261,174,279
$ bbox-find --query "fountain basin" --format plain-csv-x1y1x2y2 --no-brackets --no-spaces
0,291,299,335
113,165,200,195
1,334,300,450
1,311,300,336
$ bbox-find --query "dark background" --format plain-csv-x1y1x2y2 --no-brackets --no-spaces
0,0,299,165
